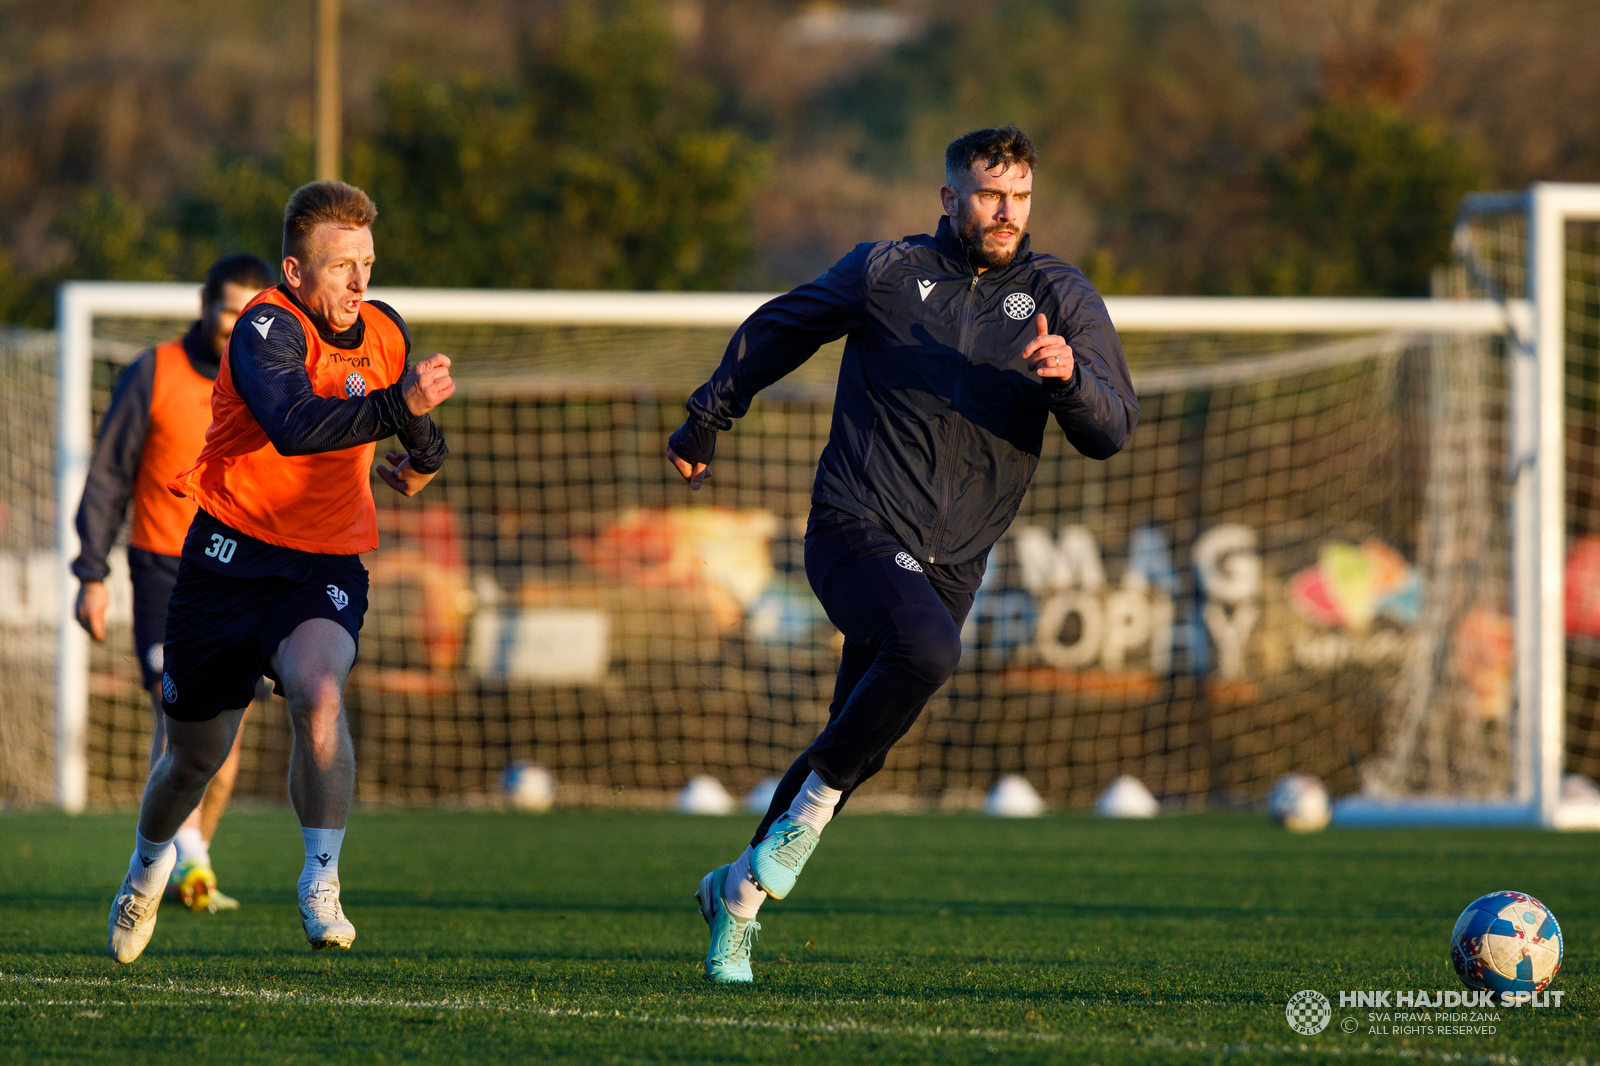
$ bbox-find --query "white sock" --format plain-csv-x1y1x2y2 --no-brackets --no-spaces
298,826,346,897
722,848,766,919
787,772,844,834
173,826,209,868
128,830,174,896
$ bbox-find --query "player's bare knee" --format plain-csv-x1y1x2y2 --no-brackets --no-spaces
284,673,344,734
164,740,230,788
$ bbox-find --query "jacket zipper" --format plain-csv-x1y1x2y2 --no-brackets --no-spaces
927,272,981,562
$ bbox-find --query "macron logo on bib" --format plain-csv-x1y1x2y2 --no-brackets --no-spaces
252,315,274,338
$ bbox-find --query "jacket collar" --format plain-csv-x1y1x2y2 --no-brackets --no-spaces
933,215,1033,279
278,283,366,350
180,320,221,381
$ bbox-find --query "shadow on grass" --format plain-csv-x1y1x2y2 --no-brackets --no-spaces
0,955,1292,1016
0,887,1443,925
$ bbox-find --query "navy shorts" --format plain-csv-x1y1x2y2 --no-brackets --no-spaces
160,555,369,723
128,547,180,691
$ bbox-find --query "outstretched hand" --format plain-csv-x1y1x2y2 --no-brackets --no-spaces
1023,313,1074,381
377,451,436,497
667,446,711,491
402,354,456,416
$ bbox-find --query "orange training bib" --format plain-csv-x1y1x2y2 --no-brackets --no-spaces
167,289,408,554
129,340,214,556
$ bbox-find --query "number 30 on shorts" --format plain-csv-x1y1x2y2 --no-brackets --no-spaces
204,533,237,564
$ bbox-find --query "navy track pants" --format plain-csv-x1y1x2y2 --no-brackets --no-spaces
750,508,984,845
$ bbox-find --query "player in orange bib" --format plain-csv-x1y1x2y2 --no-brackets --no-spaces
107,181,455,964
73,253,275,914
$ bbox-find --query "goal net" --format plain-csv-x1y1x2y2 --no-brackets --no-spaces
0,326,59,806
1448,187,1600,825
18,279,1548,817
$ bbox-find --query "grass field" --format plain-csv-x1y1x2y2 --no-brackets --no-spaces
0,808,1593,1065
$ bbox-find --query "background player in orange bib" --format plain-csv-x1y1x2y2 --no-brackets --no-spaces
106,181,455,964
73,253,275,914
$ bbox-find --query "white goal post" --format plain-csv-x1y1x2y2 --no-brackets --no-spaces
1331,183,1600,829
47,185,1600,825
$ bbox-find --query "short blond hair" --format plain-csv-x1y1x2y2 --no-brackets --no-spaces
282,181,378,262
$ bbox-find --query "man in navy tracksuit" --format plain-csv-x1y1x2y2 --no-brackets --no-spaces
670,126,1139,982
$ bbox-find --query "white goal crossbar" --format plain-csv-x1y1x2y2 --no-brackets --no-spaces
53,198,1594,824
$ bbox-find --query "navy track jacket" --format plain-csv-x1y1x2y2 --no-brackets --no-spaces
670,216,1139,566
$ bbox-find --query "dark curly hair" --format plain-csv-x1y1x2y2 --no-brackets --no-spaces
944,126,1038,187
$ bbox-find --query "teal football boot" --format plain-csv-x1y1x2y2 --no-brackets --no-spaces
695,864,760,984
748,816,819,900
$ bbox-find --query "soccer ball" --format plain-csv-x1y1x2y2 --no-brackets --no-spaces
1267,773,1330,832
1450,891,1563,993
502,761,556,812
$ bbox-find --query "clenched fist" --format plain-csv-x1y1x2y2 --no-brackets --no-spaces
1023,314,1074,381
667,447,712,491
402,353,456,417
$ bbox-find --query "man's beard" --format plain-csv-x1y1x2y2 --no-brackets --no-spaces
958,209,1024,270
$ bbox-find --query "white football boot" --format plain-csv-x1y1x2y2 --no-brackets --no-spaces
299,880,356,950
107,844,178,964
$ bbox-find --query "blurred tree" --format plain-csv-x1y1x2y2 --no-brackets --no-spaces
0,250,52,327
0,190,180,328
813,0,1278,293
1252,101,1482,297
4,0,764,325
56,190,174,282
809,0,1488,297
4,0,1594,323
361,0,766,289
1080,249,1145,296
165,144,311,279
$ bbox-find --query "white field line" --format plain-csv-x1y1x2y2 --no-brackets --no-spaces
0,973,1588,1065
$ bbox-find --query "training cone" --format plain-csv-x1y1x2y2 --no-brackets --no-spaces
1562,773,1600,804
676,774,735,814
1096,775,1158,818
743,776,781,814
985,774,1046,817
